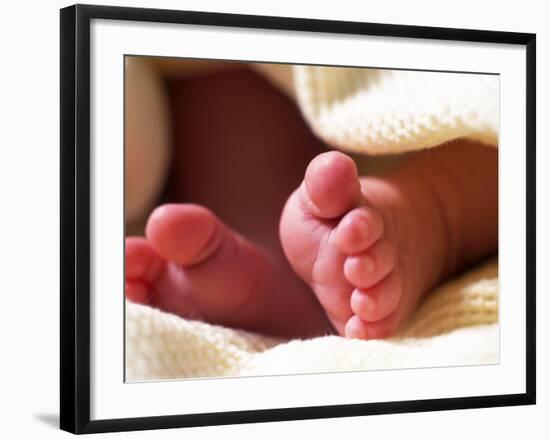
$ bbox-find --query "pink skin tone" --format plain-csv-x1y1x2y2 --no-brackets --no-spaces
126,67,498,339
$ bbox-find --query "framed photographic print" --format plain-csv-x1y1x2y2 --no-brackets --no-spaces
60,4,536,434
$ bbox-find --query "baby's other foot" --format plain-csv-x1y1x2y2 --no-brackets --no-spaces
280,152,412,339
126,203,332,337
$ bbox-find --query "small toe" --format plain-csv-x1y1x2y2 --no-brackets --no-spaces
125,280,151,304
343,239,395,288
335,206,384,255
125,237,165,304
301,151,361,219
360,313,401,339
344,311,401,340
125,237,165,283
350,271,402,322
344,315,370,339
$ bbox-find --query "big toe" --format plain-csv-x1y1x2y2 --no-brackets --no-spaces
145,203,221,266
302,151,362,219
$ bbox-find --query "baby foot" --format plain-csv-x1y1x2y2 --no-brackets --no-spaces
127,144,496,341
126,203,332,338
281,151,425,339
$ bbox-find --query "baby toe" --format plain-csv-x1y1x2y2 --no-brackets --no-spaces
344,315,370,339
125,237,165,283
343,239,395,288
345,312,401,340
360,313,402,339
125,237,165,304
350,271,402,322
301,151,362,219
146,203,222,266
344,312,401,340
125,280,152,304
335,206,384,255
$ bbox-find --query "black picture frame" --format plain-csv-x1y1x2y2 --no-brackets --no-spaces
60,3,536,434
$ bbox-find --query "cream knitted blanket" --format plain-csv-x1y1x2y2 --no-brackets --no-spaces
126,258,498,380
253,63,498,154
125,62,499,381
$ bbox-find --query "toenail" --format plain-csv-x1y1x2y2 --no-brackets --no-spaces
353,215,370,241
364,294,377,314
362,256,375,273
352,289,377,315
348,254,375,274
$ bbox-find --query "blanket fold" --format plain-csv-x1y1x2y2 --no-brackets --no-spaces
254,63,499,154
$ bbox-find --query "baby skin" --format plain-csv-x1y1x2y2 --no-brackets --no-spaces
125,68,498,340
